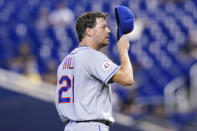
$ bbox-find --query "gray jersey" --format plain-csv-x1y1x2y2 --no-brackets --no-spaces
55,46,120,123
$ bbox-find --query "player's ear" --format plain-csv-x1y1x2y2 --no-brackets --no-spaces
86,27,93,37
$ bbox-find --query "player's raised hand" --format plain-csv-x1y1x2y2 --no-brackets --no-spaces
112,34,133,86
117,35,130,53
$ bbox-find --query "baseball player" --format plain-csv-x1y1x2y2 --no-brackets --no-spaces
55,12,134,131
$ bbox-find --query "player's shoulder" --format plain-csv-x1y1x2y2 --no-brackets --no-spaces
89,48,108,59
57,54,72,72
69,46,105,57
69,46,91,55
57,57,66,73
85,48,108,61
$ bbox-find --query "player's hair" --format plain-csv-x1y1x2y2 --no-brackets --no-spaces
76,12,108,42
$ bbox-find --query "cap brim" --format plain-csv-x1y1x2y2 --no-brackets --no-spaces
115,8,121,40
118,26,123,40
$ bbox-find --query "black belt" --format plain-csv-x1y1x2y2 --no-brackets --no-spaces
66,120,111,126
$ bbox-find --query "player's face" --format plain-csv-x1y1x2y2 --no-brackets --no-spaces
92,18,111,46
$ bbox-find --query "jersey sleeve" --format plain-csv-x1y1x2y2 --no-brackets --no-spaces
87,51,120,84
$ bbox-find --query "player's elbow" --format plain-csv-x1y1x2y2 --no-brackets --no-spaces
112,69,134,86
121,74,134,86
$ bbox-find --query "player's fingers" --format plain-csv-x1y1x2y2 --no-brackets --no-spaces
119,35,129,44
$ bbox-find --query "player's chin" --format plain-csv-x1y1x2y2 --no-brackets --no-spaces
100,42,108,48
104,39,109,45
103,42,109,46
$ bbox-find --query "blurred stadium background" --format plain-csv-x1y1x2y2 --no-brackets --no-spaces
0,0,197,130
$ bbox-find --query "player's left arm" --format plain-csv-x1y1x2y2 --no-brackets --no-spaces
110,53,134,87
110,35,134,87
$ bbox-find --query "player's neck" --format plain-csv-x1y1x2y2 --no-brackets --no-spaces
80,39,101,50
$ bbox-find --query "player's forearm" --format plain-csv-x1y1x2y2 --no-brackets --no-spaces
111,35,134,86
119,50,134,85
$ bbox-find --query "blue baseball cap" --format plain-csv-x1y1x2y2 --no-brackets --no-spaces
115,6,135,40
